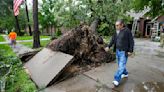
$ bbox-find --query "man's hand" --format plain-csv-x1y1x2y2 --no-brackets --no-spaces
128,52,132,56
105,47,109,52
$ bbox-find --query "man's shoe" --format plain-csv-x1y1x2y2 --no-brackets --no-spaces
112,81,119,87
121,74,128,79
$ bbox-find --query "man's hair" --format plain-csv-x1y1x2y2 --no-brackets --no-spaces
116,19,125,26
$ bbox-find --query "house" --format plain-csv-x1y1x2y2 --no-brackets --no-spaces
137,17,152,37
149,15,164,36
134,15,164,38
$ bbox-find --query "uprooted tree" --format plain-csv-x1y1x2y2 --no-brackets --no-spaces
47,22,115,67
21,20,115,85
20,20,115,66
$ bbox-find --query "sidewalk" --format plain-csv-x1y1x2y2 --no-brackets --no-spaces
42,38,164,92
1,35,34,56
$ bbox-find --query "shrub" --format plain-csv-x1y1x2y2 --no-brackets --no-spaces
0,45,36,92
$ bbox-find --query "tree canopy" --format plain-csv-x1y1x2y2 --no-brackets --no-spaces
0,0,14,32
39,0,133,35
132,0,164,17
0,0,30,34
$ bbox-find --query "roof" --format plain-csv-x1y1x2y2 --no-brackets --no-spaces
151,15,164,22
151,16,159,22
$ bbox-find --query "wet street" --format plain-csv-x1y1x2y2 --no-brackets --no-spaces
41,39,164,92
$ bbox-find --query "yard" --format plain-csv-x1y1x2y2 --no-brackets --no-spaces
0,44,37,92
16,35,50,40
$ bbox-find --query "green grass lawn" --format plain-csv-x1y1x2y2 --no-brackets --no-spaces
20,36,110,48
17,35,50,40
0,44,37,92
0,35,5,42
20,40,50,48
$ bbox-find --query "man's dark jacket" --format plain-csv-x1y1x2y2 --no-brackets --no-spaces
108,27,134,53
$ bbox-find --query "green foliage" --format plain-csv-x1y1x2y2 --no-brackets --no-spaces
0,44,37,91
0,0,13,17
0,0,135,36
132,0,164,17
39,0,62,30
0,35,5,42
0,0,15,32
55,29,62,37
6,69,36,92
134,31,142,38
102,36,111,44
18,9,28,30
0,15,15,32
98,22,110,36
39,0,133,36
0,0,32,35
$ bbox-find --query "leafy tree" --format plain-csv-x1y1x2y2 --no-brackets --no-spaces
0,0,13,17
0,0,32,35
0,0,15,32
132,0,164,17
39,0,65,36
39,0,133,36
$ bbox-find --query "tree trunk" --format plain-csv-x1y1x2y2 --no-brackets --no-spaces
46,27,49,35
50,25,53,37
90,18,100,33
33,0,40,48
15,16,21,35
25,0,32,36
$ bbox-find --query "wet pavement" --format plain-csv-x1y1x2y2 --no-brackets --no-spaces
42,38,164,92
133,82,164,92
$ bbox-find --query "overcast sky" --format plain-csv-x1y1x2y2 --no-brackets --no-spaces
26,0,42,8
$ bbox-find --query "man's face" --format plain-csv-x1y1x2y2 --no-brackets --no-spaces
115,22,123,30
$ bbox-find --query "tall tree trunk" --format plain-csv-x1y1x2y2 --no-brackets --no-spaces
25,0,32,36
15,16,21,35
33,0,40,48
46,27,49,35
50,25,55,38
90,18,100,33
50,25,52,37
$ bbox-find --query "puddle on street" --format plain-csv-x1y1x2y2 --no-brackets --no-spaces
132,82,164,92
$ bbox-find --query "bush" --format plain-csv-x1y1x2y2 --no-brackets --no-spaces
98,22,110,36
55,29,62,37
98,22,115,36
0,45,36,92
134,31,142,38
18,31,25,36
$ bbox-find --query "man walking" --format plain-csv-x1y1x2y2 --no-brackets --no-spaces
105,19,134,86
